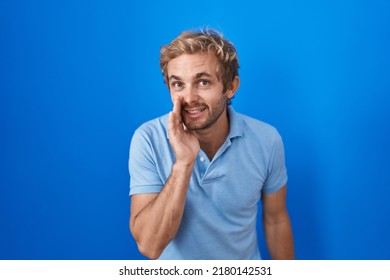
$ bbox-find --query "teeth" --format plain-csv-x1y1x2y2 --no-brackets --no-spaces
187,108,204,114
189,110,201,114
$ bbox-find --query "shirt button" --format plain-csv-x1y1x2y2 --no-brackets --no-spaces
200,157,205,162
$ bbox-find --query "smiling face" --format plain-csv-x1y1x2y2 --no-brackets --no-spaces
167,52,238,131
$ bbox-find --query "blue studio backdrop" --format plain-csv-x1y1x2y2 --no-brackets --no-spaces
1,0,390,260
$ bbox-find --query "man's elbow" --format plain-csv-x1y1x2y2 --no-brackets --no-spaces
129,220,164,260
137,243,163,260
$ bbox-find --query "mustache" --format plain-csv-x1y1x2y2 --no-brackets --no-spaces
181,102,207,110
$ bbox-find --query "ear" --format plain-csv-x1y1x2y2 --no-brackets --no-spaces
226,76,240,99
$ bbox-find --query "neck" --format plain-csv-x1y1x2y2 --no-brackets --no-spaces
194,107,230,160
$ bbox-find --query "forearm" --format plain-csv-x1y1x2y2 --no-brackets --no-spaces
263,213,294,260
130,162,194,259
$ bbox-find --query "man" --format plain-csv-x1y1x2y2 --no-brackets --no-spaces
129,29,294,260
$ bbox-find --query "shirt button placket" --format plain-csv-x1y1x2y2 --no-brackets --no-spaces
198,153,208,180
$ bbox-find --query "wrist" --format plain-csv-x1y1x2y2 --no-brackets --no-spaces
173,160,195,172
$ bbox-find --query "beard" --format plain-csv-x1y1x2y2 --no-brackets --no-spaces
181,95,228,131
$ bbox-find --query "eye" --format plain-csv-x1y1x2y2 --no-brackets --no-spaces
198,80,209,86
171,81,183,88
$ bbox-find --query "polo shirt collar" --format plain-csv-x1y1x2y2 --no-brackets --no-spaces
227,106,244,140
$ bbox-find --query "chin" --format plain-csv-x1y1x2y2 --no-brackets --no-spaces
184,120,216,131
184,123,204,131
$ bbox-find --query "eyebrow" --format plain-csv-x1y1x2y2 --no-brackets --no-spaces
169,75,182,81
168,72,214,82
195,72,213,79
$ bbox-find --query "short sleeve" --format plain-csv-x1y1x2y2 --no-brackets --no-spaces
128,128,164,195
262,131,288,194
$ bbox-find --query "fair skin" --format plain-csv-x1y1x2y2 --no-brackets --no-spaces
130,52,294,259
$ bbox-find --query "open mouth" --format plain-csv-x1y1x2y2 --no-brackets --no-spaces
184,107,206,118
184,108,206,116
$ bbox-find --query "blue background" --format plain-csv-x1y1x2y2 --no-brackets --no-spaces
1,0,389,260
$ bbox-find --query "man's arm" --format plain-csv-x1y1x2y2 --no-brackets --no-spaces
129,96,200,259
262,185,294,259
130,162,194,259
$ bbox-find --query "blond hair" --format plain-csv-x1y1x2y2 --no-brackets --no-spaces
160,29,239,94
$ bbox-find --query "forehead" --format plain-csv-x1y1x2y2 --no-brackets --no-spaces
167,52,219,79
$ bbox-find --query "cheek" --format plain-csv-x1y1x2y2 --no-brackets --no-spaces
169,91,184,106
169,91,177,102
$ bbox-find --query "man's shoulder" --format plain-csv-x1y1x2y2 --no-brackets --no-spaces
133,113,169,137
241,113,276,130
233,109,279,139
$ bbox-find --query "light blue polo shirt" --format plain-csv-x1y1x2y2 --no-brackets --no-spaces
129,106,287,259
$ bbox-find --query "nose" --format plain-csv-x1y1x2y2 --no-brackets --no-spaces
182,86,199,104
